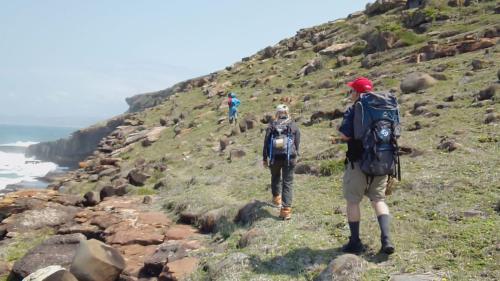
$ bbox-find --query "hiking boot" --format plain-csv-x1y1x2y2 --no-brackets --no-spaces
342,237,364,254
279,207,292,220
272,195,282,208
381,238,395,255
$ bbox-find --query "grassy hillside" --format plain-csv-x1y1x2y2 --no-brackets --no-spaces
59,1,499,280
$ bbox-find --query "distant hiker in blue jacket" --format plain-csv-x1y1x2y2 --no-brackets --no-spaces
227,92,241,124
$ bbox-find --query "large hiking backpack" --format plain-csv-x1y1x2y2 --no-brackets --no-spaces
268,119,296,164
357,93,401,180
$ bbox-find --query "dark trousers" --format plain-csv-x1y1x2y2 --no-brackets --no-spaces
270,158,295,207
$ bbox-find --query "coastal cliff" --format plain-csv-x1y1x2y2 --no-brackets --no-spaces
25,115,127,168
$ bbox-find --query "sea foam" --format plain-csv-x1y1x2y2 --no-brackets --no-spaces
0,142,57,189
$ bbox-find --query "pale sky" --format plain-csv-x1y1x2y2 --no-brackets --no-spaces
0,0,369,127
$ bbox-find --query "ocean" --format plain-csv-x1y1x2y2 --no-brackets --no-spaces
0,124,76,190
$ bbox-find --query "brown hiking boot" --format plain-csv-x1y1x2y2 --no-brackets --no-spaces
272,195,282,208
280,207,292,220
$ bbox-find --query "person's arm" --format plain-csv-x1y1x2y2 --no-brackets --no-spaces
338,106,355,141
262,126,271,166
294,124,301,156
353,102,364,140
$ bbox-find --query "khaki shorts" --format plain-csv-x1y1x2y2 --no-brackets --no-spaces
342,161,387,203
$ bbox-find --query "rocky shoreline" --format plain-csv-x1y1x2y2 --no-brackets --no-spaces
0,189,205,280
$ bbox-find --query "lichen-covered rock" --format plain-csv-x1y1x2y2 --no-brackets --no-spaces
12,234,86,280
317,254,367,281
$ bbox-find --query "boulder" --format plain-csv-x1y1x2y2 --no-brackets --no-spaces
457,38,497,53
317,79,334,89
361,53,382,69
317,254,366,281
243,114,258,130
319,42,356,56
159,257,198,281
143,242,188,277
477,85,498,101
83,191,101,207
336,55,353,67
365,31,398,53
437,138,460,152
365,0,406,16
22,266,78,281
484,113,499,124
471,59,488,71
128,169,151,186
70,239,126,281
229,149,246,161
294,163,320,176
260,112,274,124
297,58,322,77
144,127,166,145
12,234,86,280
400,73,437,94
143,195,153,204
100,158,121,166
310,109,344,123
2,204,80,233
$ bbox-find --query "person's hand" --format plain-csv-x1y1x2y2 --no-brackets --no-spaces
262,160,268,168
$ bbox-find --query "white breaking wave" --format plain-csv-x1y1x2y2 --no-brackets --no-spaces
0,143,57,189
0,141,39,147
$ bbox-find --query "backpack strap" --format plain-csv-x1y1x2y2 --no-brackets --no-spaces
269,134,274,165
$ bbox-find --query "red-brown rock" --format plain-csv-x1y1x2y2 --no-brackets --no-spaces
159,257,199,281
164,225,198,240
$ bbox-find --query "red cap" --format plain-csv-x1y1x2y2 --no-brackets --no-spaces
347,77,373,93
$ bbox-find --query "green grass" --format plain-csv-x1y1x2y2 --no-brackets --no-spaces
3,229,54,262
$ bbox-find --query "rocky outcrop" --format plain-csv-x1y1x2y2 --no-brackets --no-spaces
365,0,406,16
126,74,216,113
297,57,322,77
411,36,498,63
26,115,127,167
12,234,86,280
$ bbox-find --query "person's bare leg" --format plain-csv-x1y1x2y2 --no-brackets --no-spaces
371,200,394,254
371,200,389,216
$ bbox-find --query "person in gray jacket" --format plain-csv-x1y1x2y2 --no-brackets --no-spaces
263,104,300,220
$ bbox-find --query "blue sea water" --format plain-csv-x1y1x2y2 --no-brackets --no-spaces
0,124,76,189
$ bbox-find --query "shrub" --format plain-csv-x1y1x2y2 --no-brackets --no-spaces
320,160,345,176
398,30,427,45
136,187,157,195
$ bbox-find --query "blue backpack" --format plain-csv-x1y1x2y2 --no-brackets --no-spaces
356,93,401,180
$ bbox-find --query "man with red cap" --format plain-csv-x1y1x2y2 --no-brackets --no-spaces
338,77,396,255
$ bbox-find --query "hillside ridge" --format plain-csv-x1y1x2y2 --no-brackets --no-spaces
3,0,500,280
